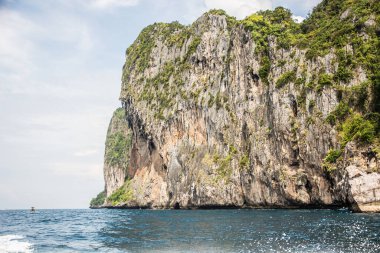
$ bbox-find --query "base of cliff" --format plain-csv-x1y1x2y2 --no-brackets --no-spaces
98,203,357,212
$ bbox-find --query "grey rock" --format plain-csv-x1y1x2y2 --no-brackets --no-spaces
102,12,380,212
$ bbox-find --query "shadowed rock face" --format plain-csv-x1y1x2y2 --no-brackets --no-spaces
102,4,380,211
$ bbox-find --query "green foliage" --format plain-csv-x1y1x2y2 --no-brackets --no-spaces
185,37,201,60
258,56,271,84
165,22,189,48
124,24,156,75
152,61,175,87
326,115,336,126
277,60,287,67
296,88,307,111
324,149,342,163
208,9,228,16
107,180,134,206
216,154,233,179
215,91,222,110
322,148,343,173
316,73,334,92
208,93,215,108
190,88,202,102
300,0,379,57
334,65,353,84
334,50,354,83
365,113,380,133
90,191,106,207
212,153,220,163
306,116,315,126
322,162,337,173
239,154,249,170
341,113,377,146
105,132,132,168
214,145,240,180
124,21,189,77
324,102,379,173
305,48,319,61
138,58,193,119
345,81,369,110
240,7,300,87
295,77,306,86
326,102,350,125
372,70,380,113
242,7,300,54
228,144,238,155
114,108,125,120
275,70,296,88
296,0,380,116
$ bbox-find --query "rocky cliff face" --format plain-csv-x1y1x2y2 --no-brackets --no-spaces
98,0,380,211
103,108,132,198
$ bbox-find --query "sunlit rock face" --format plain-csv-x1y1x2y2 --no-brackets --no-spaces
103,108,131,198
102,2,380,211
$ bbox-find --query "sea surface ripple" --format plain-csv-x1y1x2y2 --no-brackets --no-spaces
0,208,379,252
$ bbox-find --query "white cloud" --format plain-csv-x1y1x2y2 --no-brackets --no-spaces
41,11,94,50
204,0,273,19
0,6,99,96
88,0,140,9
272,0,322,17
292,15,305,23
0,9,38,78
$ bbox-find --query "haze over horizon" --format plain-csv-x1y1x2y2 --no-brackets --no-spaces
0,0,322,209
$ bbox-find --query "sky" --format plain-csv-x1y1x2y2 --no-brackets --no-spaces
0,0,322,209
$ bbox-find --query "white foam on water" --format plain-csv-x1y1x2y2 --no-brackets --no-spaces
0,235,33,253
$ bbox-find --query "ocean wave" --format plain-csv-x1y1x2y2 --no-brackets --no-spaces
0,235,33,253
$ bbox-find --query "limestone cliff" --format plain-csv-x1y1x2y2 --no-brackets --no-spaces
91,108,132,208
103,108,132,197
97,0,380,212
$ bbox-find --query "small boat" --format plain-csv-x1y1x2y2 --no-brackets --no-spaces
30,207,35,212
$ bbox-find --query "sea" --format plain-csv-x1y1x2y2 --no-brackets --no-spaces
0,208,379,252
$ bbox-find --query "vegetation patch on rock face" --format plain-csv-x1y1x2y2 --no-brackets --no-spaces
322,148,343,172
90,191,106,207
185,37,201,60
341,113,378,146
114,107,125,120
303,0,380,112
316,74,334,92
326,102,350,126
105,132,132,168
239,154,250,171
107,180,134,206
105,109,132,170
241,7,300,54
258,56,271,85
276,70,296,88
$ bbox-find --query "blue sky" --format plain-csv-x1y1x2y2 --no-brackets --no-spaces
0,0,321,209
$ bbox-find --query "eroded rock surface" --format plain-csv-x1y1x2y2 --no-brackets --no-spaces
100,3,380,212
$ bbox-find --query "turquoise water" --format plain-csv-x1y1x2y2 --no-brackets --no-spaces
0,209,379,252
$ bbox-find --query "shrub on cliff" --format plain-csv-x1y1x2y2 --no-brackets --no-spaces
105,132,132,168
275,70,296,88
341,113,377,146
90,191,106,207
107,180,134,206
